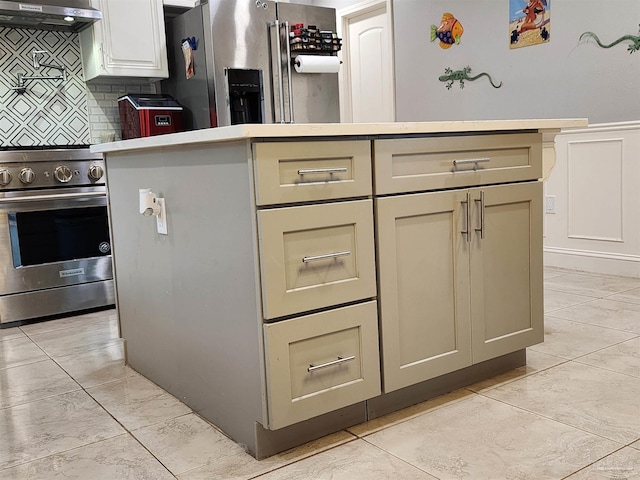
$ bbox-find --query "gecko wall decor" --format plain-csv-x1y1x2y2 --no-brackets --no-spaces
439,67,503,90
579,24,640,54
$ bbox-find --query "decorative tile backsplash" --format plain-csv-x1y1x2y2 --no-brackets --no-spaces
0,27,156,147
0,26,90,146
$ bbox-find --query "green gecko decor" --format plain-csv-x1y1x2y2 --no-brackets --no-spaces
439,67,503,90
579,24,640,54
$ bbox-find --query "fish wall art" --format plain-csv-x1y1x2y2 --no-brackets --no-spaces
509,0,550,49
431,13,464,49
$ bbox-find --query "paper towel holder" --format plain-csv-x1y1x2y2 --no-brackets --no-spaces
292,57,342,67
292,55,342,74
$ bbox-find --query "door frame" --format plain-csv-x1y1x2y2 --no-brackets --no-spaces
336,0,395,123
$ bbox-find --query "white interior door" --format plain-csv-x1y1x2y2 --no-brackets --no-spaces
340,1,394,123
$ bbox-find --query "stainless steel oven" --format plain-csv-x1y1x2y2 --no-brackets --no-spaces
0,147,114,326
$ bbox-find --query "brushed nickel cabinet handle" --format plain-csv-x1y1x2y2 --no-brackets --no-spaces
453,158,491,170
302,251,351,263
308,355,356,372
461,192,471,242
475,190,485,239
297,167,348,175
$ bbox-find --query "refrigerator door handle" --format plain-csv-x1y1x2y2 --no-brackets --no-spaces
282,21,295,124
270,20,286,124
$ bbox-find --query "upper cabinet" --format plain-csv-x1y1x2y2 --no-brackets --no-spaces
162,0,196,8
79,0,168,81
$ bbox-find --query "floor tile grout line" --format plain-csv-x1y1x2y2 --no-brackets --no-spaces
360,437,446,480
4,324,180,479
474,390,634,446
558,443,631,480
239,435,363,480
0,432,127,473
345,389,478,440
544,313,640,335
463,356,574,394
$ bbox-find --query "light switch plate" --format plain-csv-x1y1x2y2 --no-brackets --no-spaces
156,198,168,234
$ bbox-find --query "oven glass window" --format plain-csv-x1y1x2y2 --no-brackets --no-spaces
9,206,111,267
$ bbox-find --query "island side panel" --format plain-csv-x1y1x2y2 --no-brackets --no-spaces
105,141,265,452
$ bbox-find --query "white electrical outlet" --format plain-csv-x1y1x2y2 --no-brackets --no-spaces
156,198,168,234
545,195,556,214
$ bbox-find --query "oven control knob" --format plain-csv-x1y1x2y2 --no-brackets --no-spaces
54,165,73,183
19,167,36,185
0,169,12,186
88,164,104,181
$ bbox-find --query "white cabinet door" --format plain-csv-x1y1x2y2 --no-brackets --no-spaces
470,182,544,362
376,190,472,393
80,0,168,80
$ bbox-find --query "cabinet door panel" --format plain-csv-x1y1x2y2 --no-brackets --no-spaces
470,182,543,362
81,0,168,80
377,191,471,393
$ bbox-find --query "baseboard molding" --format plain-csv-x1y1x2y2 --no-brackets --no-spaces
544,246,640,278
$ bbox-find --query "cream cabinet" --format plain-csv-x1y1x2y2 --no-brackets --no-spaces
376,190,472,393
79,0,168,81
255,141,380,429
374,133,542,195
469,182,544,363
263,301,381,429
377,179,543,392
102,121,566,458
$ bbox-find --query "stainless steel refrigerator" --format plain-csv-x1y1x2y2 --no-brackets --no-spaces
163,0,340,129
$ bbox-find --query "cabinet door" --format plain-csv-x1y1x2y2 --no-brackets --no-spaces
470,182,543,362
80,0,168,80
377,190,472,393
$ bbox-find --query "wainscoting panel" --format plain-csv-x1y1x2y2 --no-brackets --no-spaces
545,122,640,278
567,139,623,242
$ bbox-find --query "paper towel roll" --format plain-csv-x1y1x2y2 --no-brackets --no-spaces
294,55,341,74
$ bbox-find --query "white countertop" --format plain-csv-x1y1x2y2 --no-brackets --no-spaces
91,119,588,155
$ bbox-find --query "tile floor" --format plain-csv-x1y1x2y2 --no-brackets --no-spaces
1,268,639,479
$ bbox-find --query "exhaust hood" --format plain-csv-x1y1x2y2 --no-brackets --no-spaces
0,0,101,32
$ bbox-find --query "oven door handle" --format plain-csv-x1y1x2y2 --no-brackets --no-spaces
0,191,105,203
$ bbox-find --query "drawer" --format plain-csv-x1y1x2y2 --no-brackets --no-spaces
263,301,381,429
253,141,372,205
374,133,542,194
258,199,376,320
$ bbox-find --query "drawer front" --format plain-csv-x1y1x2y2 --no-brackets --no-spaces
254,141,372,205
374,133,542,194
263,301,381,430
258,199,376,319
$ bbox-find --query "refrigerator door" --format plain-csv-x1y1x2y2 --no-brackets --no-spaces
164,5,212,130
208,0,277,127
276,3,340,124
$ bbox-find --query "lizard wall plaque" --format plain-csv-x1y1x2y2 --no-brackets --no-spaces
579,25,640,54
438,67,503,90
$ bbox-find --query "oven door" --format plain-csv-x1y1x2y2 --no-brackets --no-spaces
0,187,113,296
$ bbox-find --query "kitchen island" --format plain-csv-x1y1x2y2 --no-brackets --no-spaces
93,119,586,458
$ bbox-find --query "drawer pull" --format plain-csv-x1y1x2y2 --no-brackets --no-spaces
453,157,491,168
297,167,348,175
308,355,356,372
302,251,351,263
